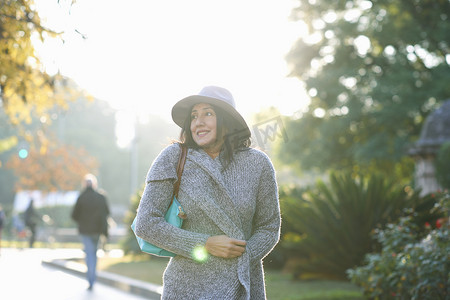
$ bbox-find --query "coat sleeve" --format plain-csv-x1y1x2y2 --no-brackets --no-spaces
246,154,281,262
134,144,210,258
101,194,110,237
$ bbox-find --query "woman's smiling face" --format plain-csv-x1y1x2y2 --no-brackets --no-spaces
190,103,223,156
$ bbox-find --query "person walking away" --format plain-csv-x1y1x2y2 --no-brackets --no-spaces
24,199,40,248
71,174,110,291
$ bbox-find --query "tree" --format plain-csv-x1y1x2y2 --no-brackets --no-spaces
55,96,179,205
0,89,98,208
0,0,86,156
280,0,450,175
1,0,64,124
6,144,97,191
52,96,129,203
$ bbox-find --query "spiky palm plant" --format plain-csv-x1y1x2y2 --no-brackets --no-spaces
281,172,418,279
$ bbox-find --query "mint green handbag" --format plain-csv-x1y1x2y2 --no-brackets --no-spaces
131,145,187,257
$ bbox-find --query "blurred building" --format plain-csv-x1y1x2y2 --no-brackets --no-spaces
13,190,79,212
409,99,450,196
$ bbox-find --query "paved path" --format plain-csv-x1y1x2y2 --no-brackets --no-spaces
0,248,156,300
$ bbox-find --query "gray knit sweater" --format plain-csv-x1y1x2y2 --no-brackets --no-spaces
135,143,281,300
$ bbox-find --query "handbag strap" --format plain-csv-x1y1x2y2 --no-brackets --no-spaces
171,144,188,202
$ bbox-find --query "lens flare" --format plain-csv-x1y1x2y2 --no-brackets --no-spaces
18,149,28,159
192,246,208,263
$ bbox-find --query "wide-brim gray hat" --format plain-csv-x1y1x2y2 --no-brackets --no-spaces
172,86,251,138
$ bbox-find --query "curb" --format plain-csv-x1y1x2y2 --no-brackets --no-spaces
42,258,162,299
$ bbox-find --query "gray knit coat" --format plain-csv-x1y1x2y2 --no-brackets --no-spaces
135,143,281,300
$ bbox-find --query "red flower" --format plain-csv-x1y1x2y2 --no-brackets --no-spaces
425,222,431,228
436,219,443,229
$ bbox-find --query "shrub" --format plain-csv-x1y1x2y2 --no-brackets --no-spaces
280,172,419,279
264,185,309,270
348,191,449,300
36,205,77,228
120,187,145,255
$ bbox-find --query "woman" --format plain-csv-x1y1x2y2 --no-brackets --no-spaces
135,86,281,299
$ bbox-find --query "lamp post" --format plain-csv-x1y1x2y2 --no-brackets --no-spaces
130,115,139,197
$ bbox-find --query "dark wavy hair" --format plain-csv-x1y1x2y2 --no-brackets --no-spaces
178,104,251,165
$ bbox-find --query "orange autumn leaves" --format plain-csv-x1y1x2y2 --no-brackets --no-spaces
7,144,97,192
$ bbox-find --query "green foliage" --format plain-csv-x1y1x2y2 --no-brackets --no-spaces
0,1,79,125
53,97,129,204
0,158,15,208
435,142,450,190
0,96,127,206
348,191,449,300
120,185,145,255
408,192,446,232
54,96,178,205
36,205,76,228
264,185,309,270
280,0,450,174
280,172,418,279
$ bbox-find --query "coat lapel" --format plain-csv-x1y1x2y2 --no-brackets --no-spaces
181,149,244,239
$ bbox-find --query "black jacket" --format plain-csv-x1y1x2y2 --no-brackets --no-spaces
71,187,110,236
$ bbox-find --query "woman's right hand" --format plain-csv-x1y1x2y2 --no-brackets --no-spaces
205,235,247,258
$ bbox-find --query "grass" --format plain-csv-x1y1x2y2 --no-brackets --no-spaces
96,254,364,300
1,240,85,249
264,272,364,300
97,255,169,285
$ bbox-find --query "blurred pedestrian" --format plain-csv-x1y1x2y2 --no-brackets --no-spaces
24,199,40,248
12,213,26,248
0,205,5,254
71,174,110,291
134,86,281,299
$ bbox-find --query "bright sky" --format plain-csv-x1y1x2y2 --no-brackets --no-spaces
33,0,309,144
